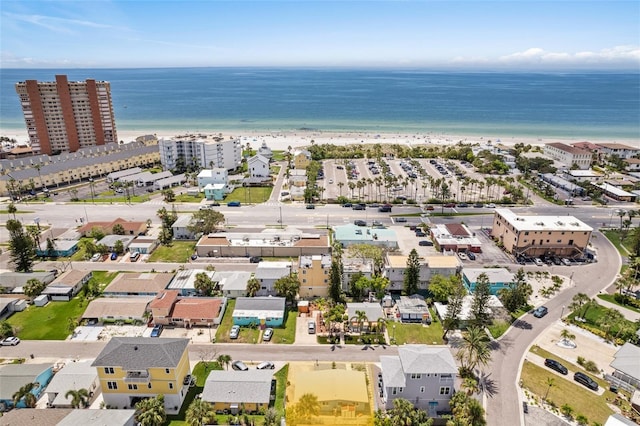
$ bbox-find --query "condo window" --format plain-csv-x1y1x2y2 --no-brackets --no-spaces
128,384,138,390
439,387,450,395
420,386,425,393
165,368,170,374
169,383,174,389
107,381,117,390
104,367,114,374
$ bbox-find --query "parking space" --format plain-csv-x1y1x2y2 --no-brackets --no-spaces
294,311,320,345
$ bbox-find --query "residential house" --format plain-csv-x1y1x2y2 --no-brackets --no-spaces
298,254,332,298
333,224,398,249
35,239,79,258
128,237,159,255
395,295,432,324
91,337,191,414
288,169,307,187
543,143,592,169
197,168,228,190
603,414,638,426
166,269,216,296
433,295,504,327
254,261,292,296
81,297,153,324
462,268,514,295
201,370,274,414
491,208,593,258
610,342,640,389
44,360,98,408
57,409,137,426
203,183,227,201
215,271,253,298
232,296,286,327
596,143,640,160
103,273,173,297
346,302,385,332
172,215,196,240
248,154,270,180
293,149,311,169
0,408,73,425
0,271,57,292
382,254,460,293
149,290,226,327
292,369,370,417
96,235,135,253
0,363,54,411
380,345,457,417
42,270,92,301
77,218,147,237
341,257,374,293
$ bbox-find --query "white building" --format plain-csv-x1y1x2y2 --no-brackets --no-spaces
248,155,270,180
596,143,640,160
543,143,592,170
197,168,228,189
254,261,291,296
159,137,242,172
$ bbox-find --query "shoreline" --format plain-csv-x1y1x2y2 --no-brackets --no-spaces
1,126,638,152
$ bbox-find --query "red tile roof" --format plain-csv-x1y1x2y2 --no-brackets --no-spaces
172,298,222,320
149,290,180,309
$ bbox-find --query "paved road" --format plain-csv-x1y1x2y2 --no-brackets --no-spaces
485,231,621,426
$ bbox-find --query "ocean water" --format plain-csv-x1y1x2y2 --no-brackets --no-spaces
1,68,638,140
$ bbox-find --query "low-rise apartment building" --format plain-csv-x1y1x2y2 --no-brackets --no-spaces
490,208,593,258
544,143,592,170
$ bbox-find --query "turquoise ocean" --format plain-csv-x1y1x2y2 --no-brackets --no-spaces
1,68,638,141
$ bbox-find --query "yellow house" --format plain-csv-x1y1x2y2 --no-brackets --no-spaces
293,149,311,170
491,208,593,258
201,370,274,414
293,369,370,417
91,337,190,414
298,254,332,299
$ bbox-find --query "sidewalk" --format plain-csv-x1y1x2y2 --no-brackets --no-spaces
596,296,640,322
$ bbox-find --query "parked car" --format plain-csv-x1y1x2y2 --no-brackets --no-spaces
150,325,163,338
395,217,407,223
415,230,426,237
352,204,365,210
544,358,568,375
308,321,316,334
562,258,572,266
425,205,435,211
444,203,456,208
458,203,469,207
534,258,544,266
533,306,548,318
378,204,392,212
342,203,353,208
458,252,468,260
257,361,275,370
1,336,20,346
183,374,195,387
110,252,118,261
473,203,484,208
262,328,274,342
354,220,367,226
129,252,140,262
306,204,315,209
227,201,241,207
418,240,433,246
484,203,496,208
191,254,198,261
232,360,249,371
574,372,598,390
229,325,240,339
91,253,102,262
249,256,262,263
467,252,476,260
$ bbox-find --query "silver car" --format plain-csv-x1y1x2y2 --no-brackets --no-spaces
229,325,240,339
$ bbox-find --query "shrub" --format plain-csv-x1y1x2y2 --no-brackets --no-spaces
584,360,599,373
577,356,585,366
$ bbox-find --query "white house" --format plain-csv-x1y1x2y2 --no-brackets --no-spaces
198,168,228,190
172,215,195,240
254,261,291,296
248,155,270,180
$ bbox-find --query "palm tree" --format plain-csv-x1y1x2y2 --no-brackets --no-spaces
337,182,344,197
544,377,555,400
560,329,575,346
135,395,166,426
185,399,216,426
217,354,232,370
355,310,368,334
7,202,17,220
246,277,260,297
263,408,281,426
296,393,320,423
456,326,492,373
462,377,480,395
65,388,90,408
598,308,624,341
12,382,39,408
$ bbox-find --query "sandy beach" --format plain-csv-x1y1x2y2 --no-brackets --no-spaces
1,127,637,152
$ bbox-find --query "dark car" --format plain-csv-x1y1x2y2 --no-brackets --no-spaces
415,230,426,237
533,306,548,318
444,203,456,208
474,203,484,208
457,203,469,207
231,360,249,371
574,372,598,390
378,205,392,212
110,252,118,261
418,240,433,246
544,358,568,375
227,201,241,207
352,204,365,210
467,252,476,260
150,325,163,338
354,220,367,226
306,204,315,209
249,256,262,263
191,254,198,260
342,203,353,208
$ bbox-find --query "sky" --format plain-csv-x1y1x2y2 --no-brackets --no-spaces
1,0,639,70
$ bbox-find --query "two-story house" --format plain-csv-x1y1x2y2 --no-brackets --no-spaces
248,154,270,180
293,149,311,169
380,345,457,418
298,254,332,298
91,337,191,414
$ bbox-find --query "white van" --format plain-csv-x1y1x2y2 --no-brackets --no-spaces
129,251,140,262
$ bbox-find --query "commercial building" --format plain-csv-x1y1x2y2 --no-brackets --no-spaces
543,143,592,170
15,75,118,155
430,223,482,253
490,208,593,258
91,337,191,414
159,136,242,172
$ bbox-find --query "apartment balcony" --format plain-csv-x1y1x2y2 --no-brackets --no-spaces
124,371,150,383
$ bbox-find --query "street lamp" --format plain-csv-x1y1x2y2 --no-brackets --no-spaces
560,305,565,319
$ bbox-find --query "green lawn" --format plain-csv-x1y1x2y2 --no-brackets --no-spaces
174,193,203,203
487,320,511,339
215,299,260,344
521,360,613,425
225,187,273,204
274,364,289,414
597,294,640,314
271,309,296,344
90,271,119,293
391,309,444,345
147,241,196,263
7,297,86,340
603,230,632,256
529,345,605,381
568,301,638,342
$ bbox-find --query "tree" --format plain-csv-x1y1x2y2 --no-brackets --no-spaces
456,326,492,373
374,398,432,426
470,273,492,327
263,408,281,426
560,403,574,420
568,293,590,318
349,272,365,299
186,399,216,426
194,272,217,296
498,268,533,312
274,274,300,305
346,244,385,274
111,223,125,235
24,278,46,298
430,274,457,302
7,202,17,220
135,395,166,426
162,189,176,203
560,329,575,346
329,258,343,303
217,354,232,370
65,388,90,408
113,239,124,255
6,219,36,272
442,280,467,340
187,210,226,236
0,321,14,339
544,377,555,400
461,377,480,395
403,249,420,295
246,277,260,297
449,391,486,426
12,382,39,408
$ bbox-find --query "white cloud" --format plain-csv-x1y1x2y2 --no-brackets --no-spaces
496,46,640,68
3,12,127,34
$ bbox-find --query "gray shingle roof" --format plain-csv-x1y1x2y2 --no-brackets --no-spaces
91,337,189,369
397,345,457,375
234,296,286,312
610,342,640,381
201,370,274,404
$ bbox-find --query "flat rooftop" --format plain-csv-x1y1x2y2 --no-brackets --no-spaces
495,208,593,232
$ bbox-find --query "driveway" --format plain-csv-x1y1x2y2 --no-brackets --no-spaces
294,310,320,345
